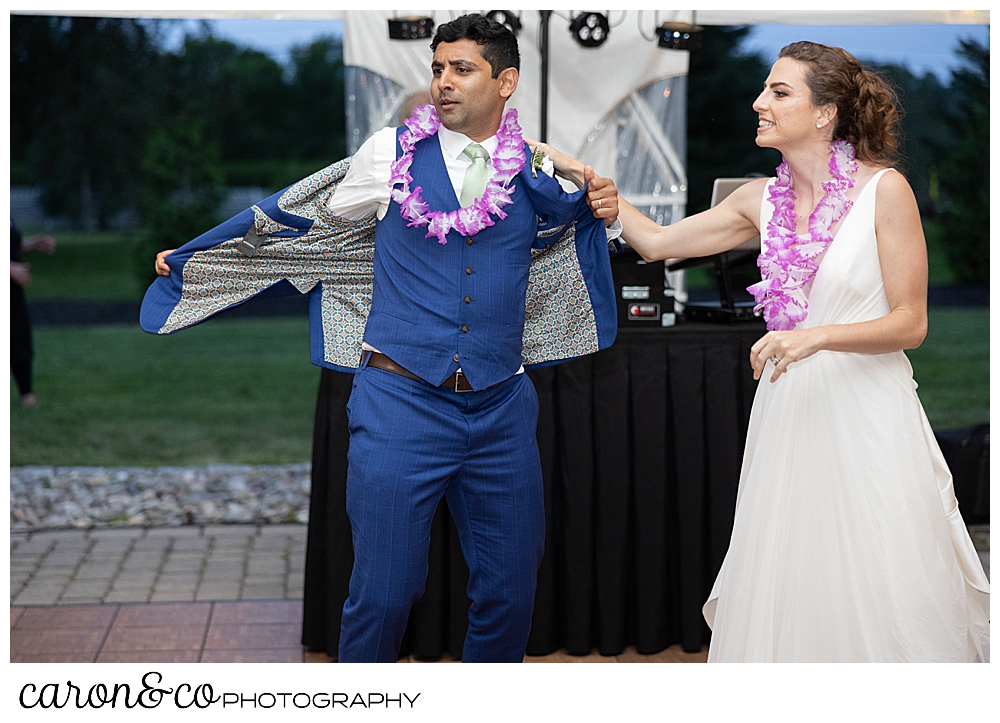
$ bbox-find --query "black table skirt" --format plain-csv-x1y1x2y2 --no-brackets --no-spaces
301,323,765,658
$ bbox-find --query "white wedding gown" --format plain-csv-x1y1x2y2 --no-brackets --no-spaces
703,169,990,662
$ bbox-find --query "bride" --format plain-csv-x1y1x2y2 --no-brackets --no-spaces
536,41,989,662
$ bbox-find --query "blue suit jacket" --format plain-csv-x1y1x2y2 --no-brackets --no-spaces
140,145,621,373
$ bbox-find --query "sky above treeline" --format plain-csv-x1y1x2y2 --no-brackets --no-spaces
157,16,989,83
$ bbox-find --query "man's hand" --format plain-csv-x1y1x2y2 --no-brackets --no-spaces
155,249,176,277
584,166,619,227
10,261,32,287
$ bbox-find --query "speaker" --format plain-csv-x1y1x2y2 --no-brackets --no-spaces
935,424,989,525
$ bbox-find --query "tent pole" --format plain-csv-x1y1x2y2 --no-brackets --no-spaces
539,10,551,142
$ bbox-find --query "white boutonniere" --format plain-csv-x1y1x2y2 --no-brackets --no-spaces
530,147,554,178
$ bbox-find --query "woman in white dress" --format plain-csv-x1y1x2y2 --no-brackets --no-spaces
536,41,989,662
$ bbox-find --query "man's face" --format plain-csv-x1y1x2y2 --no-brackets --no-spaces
430,38,514,140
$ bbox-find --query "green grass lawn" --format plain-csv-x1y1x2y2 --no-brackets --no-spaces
20,230,149,301
10,307,987,467
906,307,989,430
11,318,320,466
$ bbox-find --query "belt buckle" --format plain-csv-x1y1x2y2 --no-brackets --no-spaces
453,370,471,393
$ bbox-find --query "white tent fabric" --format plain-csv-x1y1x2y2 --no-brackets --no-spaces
343,10,689,162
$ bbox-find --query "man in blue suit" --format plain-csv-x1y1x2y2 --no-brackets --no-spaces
327,14,618,663
154,13,620,663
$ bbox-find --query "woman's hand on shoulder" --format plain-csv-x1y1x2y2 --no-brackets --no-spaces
523,137,587,188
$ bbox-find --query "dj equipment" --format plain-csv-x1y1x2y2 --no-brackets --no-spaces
610,251,674,327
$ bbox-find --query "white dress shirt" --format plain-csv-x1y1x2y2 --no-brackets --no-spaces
328,124,501,221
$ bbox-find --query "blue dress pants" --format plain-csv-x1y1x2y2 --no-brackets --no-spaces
338,365,545,662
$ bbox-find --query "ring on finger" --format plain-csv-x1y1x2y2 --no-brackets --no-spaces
769,354,781,365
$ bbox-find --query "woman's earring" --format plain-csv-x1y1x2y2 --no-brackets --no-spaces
816,123,822,128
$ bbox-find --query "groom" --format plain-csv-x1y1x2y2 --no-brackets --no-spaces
328,13,619,662
153,12,620,663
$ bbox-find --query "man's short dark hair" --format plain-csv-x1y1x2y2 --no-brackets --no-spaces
430,13,520,78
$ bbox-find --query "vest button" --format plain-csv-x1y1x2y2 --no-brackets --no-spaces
465,267,472,275
453,353,460,362
464,296,471,303
467,237,474,245
461,325,469,333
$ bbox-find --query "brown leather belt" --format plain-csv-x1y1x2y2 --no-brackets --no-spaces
364,351,480,392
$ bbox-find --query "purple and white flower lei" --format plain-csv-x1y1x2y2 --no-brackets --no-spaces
388,104,526,245
747,140,858,331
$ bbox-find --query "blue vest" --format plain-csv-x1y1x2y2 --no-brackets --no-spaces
363,129,537,390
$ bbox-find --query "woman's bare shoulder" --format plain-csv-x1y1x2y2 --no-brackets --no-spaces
722,177,770,222
872,167,921,239
872,167,916,203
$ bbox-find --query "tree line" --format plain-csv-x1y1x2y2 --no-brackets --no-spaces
11,15,345,257
11,17,988,284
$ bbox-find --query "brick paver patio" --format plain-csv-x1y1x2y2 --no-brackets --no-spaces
11,523,988,663
10,524,714,663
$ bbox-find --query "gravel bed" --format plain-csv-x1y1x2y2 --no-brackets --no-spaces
10,464,311,531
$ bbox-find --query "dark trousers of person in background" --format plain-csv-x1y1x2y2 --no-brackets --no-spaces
11,281,34,397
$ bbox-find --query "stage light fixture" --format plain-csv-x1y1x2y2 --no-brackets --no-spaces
569,12,610,48
486,10,522,36
656,22,703,51
388,16,434,41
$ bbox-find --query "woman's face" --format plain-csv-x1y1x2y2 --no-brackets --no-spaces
752,57,829,150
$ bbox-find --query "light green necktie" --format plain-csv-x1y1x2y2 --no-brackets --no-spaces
459,143,490,207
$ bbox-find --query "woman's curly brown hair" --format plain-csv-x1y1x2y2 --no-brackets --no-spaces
779,41,901,167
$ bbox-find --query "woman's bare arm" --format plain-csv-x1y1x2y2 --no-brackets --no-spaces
526,137,763,262
617,182,764,262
